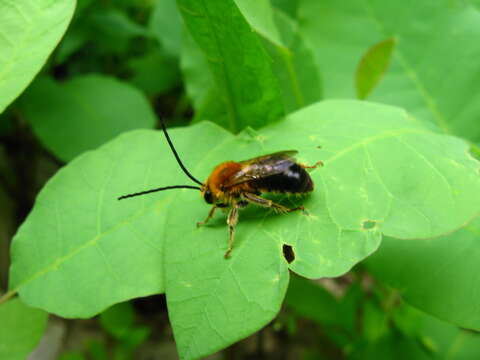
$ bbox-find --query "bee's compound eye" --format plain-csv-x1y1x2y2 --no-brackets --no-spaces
204,189,213,204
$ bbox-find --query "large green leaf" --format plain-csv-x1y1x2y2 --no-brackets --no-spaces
177,0,284,132
0,298,48,360
298,0,480,141
367,216,480,331
9,100,480,358
164,101,480,359
19,75,156,162
0,0,75,114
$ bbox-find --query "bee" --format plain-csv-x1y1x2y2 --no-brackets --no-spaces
119,120,322,258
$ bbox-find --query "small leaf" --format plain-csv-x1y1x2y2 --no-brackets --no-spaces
356,38,396,100
0,0,76,113
0,298,48,360
367,216,480,331
20,75,156,161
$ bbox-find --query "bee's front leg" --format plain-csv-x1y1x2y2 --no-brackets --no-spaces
225,203,240,258
197,205,217,227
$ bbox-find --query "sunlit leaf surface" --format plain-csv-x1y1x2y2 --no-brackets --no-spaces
9,100,480,359
0,0,75,113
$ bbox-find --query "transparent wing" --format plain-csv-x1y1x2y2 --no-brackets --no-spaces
223,150,298,189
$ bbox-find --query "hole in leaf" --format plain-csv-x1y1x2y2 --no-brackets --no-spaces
317,145,322,149
283,244,295,263
362,220,377,230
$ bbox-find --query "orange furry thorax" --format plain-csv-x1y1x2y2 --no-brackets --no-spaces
205,162,247,202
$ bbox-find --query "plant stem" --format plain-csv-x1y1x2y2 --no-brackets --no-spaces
0,290,16,305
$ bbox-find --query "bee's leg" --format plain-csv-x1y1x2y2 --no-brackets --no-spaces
300,160,323,169
196,205,217,227
225,203,240,258
243,192,304,213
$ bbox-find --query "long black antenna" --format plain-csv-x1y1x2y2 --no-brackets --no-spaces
160,118,203,186
118,185,201,200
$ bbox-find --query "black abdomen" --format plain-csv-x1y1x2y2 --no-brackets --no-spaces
252,163,313,194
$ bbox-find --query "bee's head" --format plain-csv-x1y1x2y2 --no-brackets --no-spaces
201,185,214,204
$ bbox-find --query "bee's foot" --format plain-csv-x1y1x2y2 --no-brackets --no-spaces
302,160,324,169
300,206,310,216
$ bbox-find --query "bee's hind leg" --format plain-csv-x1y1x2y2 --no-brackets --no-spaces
225,203,241,258
300,160,323,169
243,193,305,214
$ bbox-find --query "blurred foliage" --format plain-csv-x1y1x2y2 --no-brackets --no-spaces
1,0,480,359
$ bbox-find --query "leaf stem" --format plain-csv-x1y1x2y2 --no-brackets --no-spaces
0,290,17,305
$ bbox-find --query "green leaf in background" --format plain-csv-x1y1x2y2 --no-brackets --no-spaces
352,302,480,359
180,1,322,122
149,0,183,57
263,8,323,112
0,298,48,360
99,302,135,339
180,30,213,113
100,302,150,359
59,352,86,360
367,216,480,331
88,8,150,54
272,0,300,18
0,0,76,113
19,75,156,162
362,300,388,342
127,50,181,96
9,100,480,358
177,0,285,132
180,30,230,128
90,9,148,39
285,275,356,332
234,0,284,47
298,0,480,141
298,0,379,99
356,38,396,100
